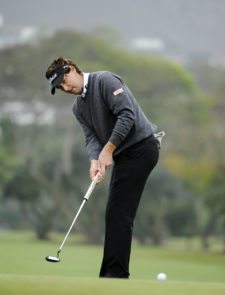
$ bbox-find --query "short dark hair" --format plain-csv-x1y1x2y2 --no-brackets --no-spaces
45,57,82,79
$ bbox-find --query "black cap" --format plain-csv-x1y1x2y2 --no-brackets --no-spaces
47,64,70,95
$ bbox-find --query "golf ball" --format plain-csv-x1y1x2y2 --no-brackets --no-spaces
156,273,167,281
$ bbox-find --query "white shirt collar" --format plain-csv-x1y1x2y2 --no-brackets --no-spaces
81,72,90,98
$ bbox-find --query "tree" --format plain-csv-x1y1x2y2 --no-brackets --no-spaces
0,29,220,245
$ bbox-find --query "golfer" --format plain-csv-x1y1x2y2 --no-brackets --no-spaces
45,57,160,278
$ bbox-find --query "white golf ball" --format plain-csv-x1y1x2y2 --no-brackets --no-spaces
156,273,167,281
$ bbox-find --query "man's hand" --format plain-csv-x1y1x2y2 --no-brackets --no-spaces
90,160,105,184
90,142,116,184
98,141,116,183
89,160,99,181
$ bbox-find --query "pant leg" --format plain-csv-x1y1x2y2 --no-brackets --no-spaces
99,135,159,278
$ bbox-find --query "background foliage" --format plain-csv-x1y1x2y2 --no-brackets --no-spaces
0,30,224,251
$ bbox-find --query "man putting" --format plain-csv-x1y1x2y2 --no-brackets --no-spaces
45,57,160,278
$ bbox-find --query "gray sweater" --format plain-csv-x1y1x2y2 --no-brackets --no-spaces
72,71,157,160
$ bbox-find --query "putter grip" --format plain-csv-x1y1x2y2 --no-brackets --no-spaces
84,173,99,201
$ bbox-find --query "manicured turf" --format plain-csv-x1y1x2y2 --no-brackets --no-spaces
0,231,225,294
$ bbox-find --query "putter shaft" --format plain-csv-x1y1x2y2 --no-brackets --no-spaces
58,173,99,252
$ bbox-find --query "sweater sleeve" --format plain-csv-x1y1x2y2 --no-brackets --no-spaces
72,101,102,160
99,72,135,147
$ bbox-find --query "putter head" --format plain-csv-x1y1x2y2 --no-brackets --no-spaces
45,255,60,263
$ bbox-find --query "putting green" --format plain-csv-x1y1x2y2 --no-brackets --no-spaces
0,231,225,295
1,275,225,295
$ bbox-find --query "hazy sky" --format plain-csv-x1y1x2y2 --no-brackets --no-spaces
0,0,225,58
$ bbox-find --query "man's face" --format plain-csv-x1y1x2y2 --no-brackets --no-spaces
57,67,83,95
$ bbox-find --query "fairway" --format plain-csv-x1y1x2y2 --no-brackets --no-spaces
0,231,225,295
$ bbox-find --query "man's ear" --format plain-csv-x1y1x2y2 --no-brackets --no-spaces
69,65,75,72
64,66,72,76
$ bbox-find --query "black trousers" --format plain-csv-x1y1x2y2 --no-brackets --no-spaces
99,135,159,278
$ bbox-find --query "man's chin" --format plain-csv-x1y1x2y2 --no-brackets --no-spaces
71,89,82,95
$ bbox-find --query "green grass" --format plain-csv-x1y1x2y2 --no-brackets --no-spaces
0,231,225,294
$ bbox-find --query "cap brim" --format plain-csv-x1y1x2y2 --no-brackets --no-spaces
51,87,56,95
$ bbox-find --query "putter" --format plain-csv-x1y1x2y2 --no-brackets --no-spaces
45,173,99,263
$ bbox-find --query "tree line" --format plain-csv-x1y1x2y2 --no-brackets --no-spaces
0,30,224,252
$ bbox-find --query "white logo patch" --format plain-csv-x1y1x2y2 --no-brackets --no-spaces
48,73,57,84
113,88,124,96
